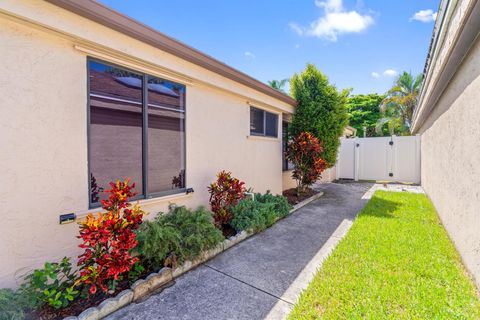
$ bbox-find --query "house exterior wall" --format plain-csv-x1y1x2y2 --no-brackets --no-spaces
419,35,480,287
0,1,293,287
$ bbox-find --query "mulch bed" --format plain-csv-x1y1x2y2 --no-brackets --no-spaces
221,224,237,238
283,187,318,205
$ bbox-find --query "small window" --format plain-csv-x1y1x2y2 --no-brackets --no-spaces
249,107,278,138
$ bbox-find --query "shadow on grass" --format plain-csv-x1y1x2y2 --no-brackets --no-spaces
360,197,402,219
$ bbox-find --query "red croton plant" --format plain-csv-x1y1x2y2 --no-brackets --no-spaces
286,132,327,194
208,170,246,228
77,179,144,295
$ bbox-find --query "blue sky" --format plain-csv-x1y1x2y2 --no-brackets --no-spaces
100,0,439,95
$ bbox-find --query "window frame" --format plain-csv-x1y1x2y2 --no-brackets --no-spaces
249,106,278,138
87,57,187,209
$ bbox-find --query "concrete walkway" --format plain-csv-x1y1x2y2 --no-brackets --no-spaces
107,182,372,320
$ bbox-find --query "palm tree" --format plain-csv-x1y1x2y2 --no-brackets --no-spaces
376,72,423,135
268,79,289,93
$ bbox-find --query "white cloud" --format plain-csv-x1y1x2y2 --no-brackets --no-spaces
294,43,301,49
289,0,374,41
383,69,398,77
410,9,437,23
244,51,256,59
289,23,304,35
371,69,398,78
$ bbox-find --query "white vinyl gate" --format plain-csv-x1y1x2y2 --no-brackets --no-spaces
336,135,421,183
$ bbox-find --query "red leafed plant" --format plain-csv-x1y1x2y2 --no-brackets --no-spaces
77,179,144,295
286,132,327,194
208,171,246,228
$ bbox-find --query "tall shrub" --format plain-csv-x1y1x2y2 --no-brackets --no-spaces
77,180,144,295
286,132,327,193
290,64,349,167
207,171,246,228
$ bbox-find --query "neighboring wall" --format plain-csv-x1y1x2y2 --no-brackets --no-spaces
415,0,480,287
0,0,294,287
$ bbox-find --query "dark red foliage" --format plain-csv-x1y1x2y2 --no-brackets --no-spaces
77,179,144,295
286,132,327,193
207,171,246,227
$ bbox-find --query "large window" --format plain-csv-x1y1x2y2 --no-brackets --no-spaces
250,107,278,138
88,59,186,207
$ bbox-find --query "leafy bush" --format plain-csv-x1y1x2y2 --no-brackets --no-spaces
230,199,277,232
255,191,292,218
208,171,246,228
0,289,29,320
19,257,78,310
286,132,327,194
136,206,224,268
78,179,145,295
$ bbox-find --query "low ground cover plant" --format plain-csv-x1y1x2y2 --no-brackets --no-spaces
288,191,480,319
20,257,78,310
230,198,277,232
136,206,224,269
208,170,246,229
0,288,30,320
230,192,292,232
254,191,292,218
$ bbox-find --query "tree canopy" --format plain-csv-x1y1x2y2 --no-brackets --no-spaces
267,79,288,93
346,93,386,137
289,64,349,168
376,71,423,135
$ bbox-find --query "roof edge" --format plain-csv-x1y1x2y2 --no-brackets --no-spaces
412,0,480,133
45,0,297,107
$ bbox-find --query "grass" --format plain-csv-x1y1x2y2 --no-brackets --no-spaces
288,191,480,319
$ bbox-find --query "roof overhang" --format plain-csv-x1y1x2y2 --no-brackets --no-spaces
45,0,297,107
411,0,480,133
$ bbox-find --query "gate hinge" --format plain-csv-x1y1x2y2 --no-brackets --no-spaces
389,141,394,146
389,173,393,177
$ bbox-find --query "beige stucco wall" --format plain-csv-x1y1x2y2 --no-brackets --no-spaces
0,1,293,287
419,35,480,287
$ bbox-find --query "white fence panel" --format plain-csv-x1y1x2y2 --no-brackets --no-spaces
358,137,393,181
337,139,356,179
337,135,420,184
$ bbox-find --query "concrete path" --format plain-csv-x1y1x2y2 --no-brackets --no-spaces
107,182,372,320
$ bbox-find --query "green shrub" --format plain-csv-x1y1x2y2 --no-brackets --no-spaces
255,191,292,218
0,289,29,320
136,206,224,268
19,257,78,310
230,199,277,232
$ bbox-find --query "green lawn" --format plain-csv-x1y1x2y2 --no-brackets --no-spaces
289,191,480,319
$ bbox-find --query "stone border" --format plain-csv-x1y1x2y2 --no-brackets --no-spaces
290,191,324,212
67,192,324,320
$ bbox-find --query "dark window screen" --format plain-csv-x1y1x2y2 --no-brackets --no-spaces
265,112,278,137
250,107,264,135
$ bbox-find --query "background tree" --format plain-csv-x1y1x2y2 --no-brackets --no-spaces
289,64,349,167
376,71,423,135
346,93,386,137
267,79,288,93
